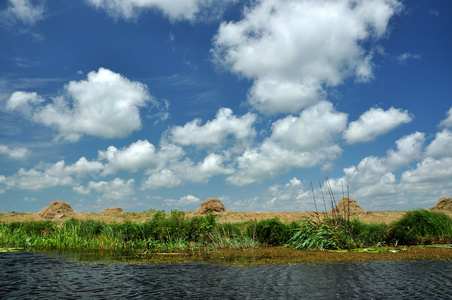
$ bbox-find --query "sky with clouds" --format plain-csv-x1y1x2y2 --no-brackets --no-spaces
1,0,451,213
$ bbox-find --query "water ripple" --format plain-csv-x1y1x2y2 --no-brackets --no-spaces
0,252,450,299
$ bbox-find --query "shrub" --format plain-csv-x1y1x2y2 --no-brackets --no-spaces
388,209,452,245
247,218,291,246
350,219,389,246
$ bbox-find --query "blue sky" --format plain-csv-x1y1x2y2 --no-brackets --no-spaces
1,0,451,213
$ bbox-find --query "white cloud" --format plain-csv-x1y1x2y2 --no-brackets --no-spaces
343,107,412,143
227,101,346,185
99,140,156,175
86,0,237,21
270,101,347,151
345,132,424,184
99,140,184,176
401,157,452,189
65,157,104,177
262,177,312,211
212,0,402,114
339,132,425,202
227,177,315,212
6,91,43,117
2,158,103,190
385,131,425,168
6,68,153,142
164,194,200,209
426,129,452,157
396,52,421,65
4,166,74,190
247,78,322,115
170,108,256,148
0,144,30,160
1,0,45,26
141,153,233,189
439,107,452,128
142,168,182,189
75,178,135,200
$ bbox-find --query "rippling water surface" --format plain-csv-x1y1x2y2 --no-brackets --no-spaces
1,251,450,299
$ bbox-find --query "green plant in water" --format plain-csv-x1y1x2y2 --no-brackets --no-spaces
288,216,359,250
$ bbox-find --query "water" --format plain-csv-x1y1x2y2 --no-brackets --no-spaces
1,251,450,299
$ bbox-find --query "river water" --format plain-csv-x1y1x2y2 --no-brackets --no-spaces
1,251,450,299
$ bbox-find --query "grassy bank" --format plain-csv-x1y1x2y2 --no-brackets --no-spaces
1,209,451,252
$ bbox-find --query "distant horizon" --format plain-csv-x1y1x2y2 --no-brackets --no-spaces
1,0,452,213
3,196,449,214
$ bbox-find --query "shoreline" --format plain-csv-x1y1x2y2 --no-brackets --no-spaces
3,245,450,266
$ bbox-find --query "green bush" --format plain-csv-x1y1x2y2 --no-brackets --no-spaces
388,209,452,245
351,219,389,246
247,218,291,246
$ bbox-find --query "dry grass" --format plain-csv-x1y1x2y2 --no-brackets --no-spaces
38,201,75,219
2,210,450,224
191,198,230,216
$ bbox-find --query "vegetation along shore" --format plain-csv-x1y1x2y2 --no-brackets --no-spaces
1,198,451,264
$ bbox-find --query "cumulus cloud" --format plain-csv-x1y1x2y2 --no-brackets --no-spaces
6,68,153,142
400,157,452,189
324,131,425,207
343,107,412,143
74,178,135,200
260,178,312,211
170,108,256,148
86,0,237,21
439,107,452,128
270,101,347,151
227,177,315,212
0,0,45,26
344,132,424,186
142,153,233,189
6,91,44,117
426,129,452,157
2,158,103,190
0,144,30,160
99,140,184,176
212,0,402,114
164,194,200,209
227,101,346,185
385,131,425,168
142,168,182,189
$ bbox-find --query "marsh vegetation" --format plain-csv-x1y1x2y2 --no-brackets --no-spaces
1,208,450,253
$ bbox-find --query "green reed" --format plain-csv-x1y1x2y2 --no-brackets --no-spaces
0,211,258,251
388,209,452,245
1,209,450,252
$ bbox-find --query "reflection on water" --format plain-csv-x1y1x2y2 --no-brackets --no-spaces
1,251,450,299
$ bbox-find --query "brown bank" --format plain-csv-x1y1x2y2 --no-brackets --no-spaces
1,198,451,224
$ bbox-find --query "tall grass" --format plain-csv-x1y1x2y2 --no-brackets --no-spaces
0,211,258,251
287,179,451,250
246,218,293,246
388,209,452,245
1,207,450,252
288,217,359,250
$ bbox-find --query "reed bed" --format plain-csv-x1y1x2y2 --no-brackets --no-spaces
1,208,450,253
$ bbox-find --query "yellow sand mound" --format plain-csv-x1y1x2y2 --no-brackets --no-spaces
430,197,452,211
330,198,368,215
38,201,75,219
192,198,230,215
102,207,125,213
